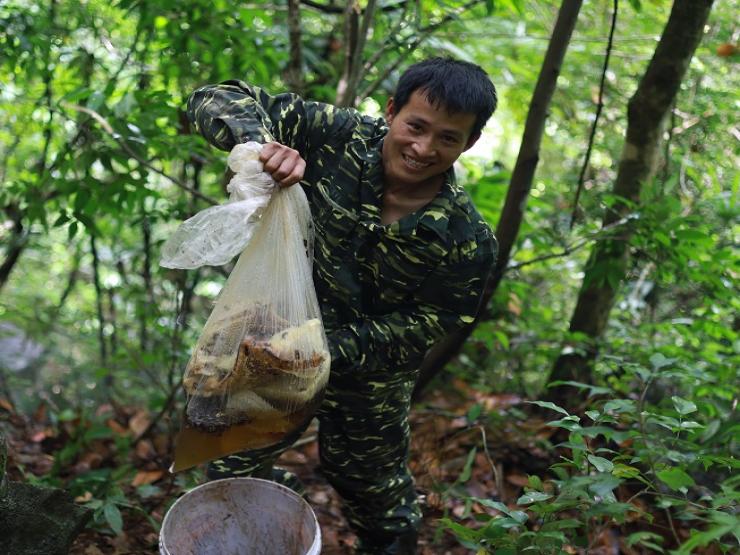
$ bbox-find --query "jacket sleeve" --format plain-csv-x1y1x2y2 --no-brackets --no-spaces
329,229,497,374
186,80,356,156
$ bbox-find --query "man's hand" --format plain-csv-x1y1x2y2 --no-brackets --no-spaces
259,142,306,188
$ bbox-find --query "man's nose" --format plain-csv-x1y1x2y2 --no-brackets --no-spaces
412,136,436,158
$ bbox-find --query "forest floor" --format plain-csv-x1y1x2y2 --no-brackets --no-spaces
1,379,700,554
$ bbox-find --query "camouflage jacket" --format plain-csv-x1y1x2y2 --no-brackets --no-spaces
187,81,497,377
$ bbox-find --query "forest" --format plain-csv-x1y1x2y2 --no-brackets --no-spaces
0,0,738,553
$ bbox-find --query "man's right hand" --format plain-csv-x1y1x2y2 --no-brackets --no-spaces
259,142,306,188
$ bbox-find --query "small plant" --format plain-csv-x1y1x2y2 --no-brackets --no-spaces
439,355,739,554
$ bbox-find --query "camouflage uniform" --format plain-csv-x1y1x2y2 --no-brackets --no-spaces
187,81,497,553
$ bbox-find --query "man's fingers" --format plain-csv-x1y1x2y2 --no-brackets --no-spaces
277,157,306,188
258,141,281,162
258,142,305,187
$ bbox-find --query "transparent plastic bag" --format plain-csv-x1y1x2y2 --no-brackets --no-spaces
160,142,276,269
161,142,330,461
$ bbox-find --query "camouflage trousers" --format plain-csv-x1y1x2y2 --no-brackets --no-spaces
208,370,422,554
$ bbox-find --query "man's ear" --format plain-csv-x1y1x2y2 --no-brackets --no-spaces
385,97,396,124
463,132,481,152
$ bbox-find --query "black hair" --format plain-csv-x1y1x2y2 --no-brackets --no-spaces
393,57,497,137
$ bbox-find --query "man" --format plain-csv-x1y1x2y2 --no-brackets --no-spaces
187,57,497,554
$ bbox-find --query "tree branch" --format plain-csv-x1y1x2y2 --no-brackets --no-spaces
358,0,485,100
61,103,218,205
507,215,633,272
569,0,619,229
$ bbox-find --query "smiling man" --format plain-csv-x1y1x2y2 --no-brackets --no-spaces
187,57,497,554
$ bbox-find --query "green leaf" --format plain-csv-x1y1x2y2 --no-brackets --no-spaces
103,503,123,535
587,455,614,473
68,221,79,240
527,401,569,416
612,464,641,479
588,474,622,501
459,447,477,483
475,499,528,524
585,410,601,421
467,403,482,423
527,475,543,490
603,399,636,414
649,353,674,369
674,511,740,554
517,491,552,505
539,519,582,532
656,467,695,491
671,396,697,415
626,531,664,549
675,229,711,245
546,415,582,431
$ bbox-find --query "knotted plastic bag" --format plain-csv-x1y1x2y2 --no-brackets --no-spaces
161,142,330,470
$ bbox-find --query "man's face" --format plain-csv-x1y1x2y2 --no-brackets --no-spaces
381,90,480,190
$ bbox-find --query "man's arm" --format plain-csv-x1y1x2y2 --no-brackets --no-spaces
187,80,357,186
329,233,497,375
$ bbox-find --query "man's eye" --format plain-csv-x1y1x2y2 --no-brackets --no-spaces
442,136,458,144
407,122,421,131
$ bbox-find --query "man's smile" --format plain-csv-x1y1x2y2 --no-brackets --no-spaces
402,154,433,170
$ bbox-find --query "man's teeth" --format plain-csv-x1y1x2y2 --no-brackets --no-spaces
403,155,430,169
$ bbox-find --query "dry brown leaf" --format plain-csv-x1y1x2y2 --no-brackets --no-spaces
131,469,164,487
507,292,522,316
74,491,93,503
0,397,14,412
32,402,47,423
128,410,151,436
507,473,530,487
106,418,129,436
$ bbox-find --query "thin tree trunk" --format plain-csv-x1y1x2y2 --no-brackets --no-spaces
139,216,153,351
90,235,108,367
0,205,30,294
285,0,304,95
335,1,361,106
414,0,584,398
548,0,714,402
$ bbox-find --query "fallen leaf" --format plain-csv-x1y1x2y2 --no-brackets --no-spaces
131,469,164,487
32,402,47,423
134,439,156,461
309,490,330,505
507,473,529,487
75,491,93,503
128,410,151,436
107,418,129,436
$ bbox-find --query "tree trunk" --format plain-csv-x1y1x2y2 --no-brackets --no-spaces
335,0,378,107
0,207,28,294
285,0,304,95
414,0,584,398
548,0,714,403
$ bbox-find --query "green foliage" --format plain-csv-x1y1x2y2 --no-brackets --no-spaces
440,354,739,553
1,0,738,550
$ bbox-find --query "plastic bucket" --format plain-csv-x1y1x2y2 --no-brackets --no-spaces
159,477,321,555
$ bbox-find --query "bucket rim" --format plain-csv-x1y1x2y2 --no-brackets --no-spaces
159,476,321,555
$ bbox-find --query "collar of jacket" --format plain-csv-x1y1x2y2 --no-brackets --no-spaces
355,133,468,243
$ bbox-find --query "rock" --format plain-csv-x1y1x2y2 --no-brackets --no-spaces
0,431,92,555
